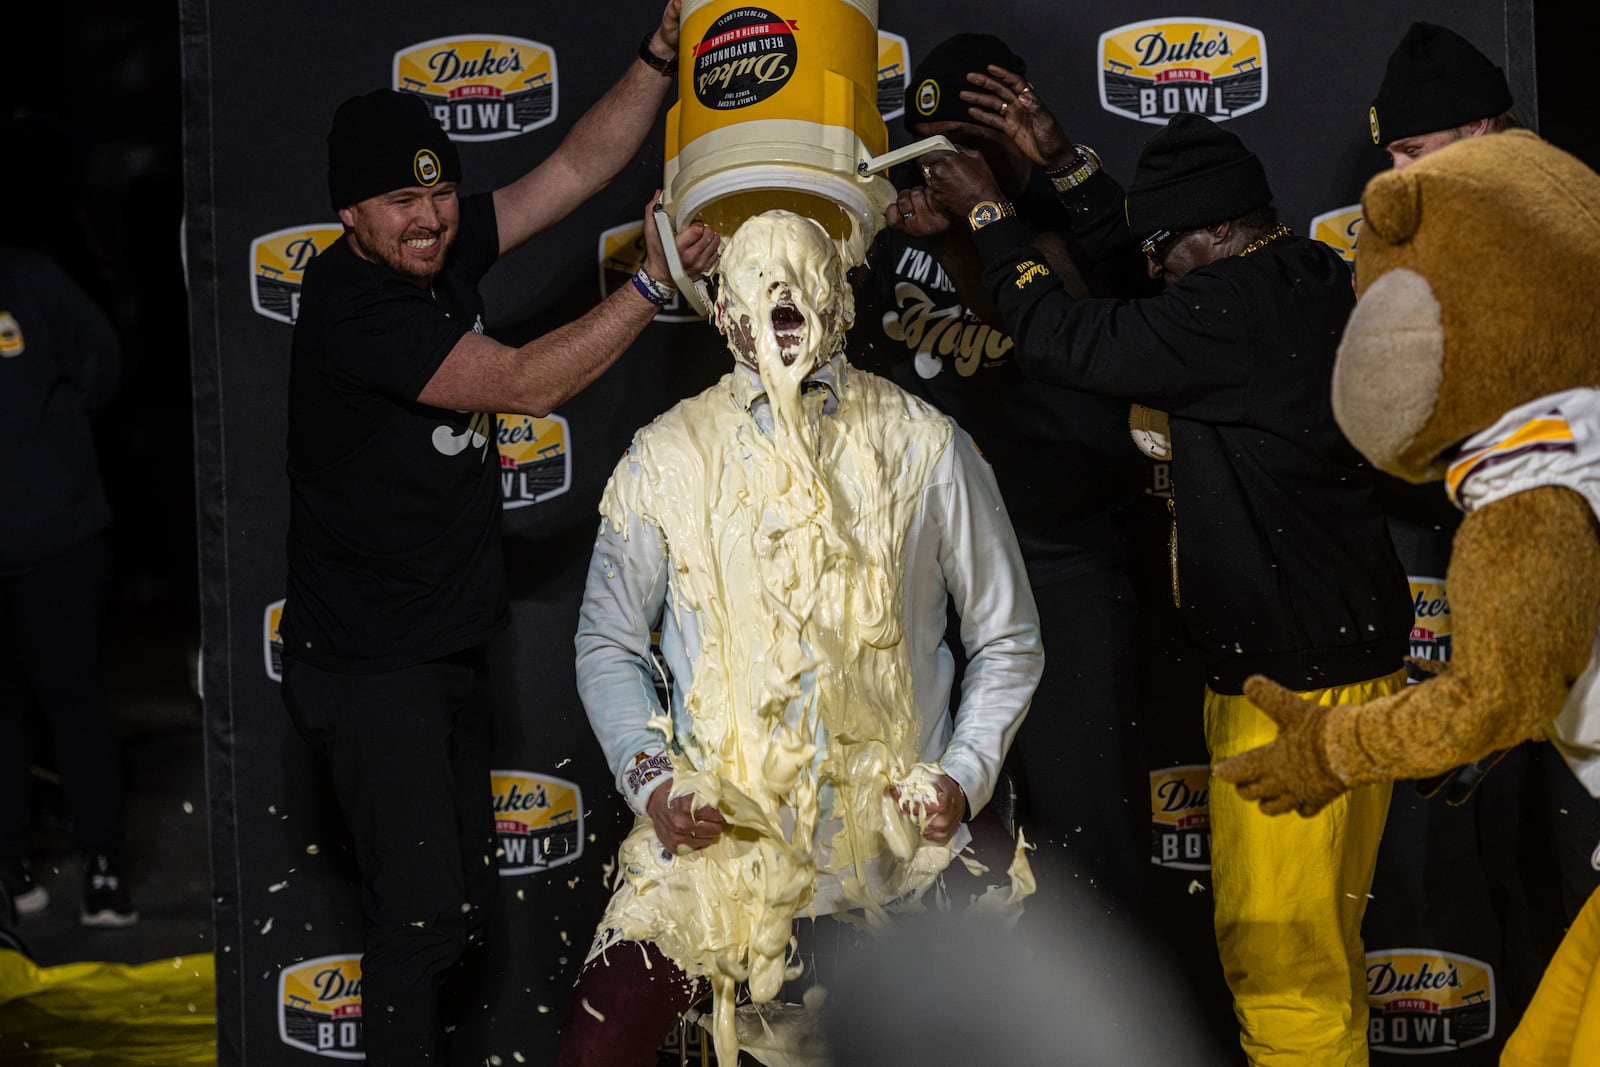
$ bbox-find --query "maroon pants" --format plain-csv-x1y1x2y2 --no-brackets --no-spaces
555,940,707,1067
557,915,868,1064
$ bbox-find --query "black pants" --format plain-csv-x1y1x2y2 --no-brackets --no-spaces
282,647,498,1066
1006,569,1147,920
0,532,122,861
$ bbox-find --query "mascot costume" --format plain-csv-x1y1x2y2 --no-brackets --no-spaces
1214,129,1600,1065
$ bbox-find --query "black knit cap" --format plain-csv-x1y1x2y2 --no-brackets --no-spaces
1369,22,1512,144
904,34,1025,127
327,90,462,209
1124,113,1271,241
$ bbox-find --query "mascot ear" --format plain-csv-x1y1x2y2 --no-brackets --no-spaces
1362,169,1423,244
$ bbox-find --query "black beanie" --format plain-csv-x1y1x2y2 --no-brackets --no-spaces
1369,22,1512,144
905,34,1025,127
1124,113,1271,240
327,90,462,209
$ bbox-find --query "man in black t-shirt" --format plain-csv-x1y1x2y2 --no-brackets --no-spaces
279,5,718,1062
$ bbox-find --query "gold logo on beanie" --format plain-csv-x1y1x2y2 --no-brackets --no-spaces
915,78,939,116
414,149,442,187
1369,105,1380,145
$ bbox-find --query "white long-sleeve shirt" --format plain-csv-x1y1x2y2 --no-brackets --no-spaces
574,358,1042,914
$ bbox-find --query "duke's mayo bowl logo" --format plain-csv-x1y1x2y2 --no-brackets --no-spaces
1099,19,1268,124
250,225,343,325
693,6,797,111
1311,205,1363,264
0,311,24,356
1407,576,1452,683
492,771,583,875
496,412,572,510
1366,949,1495,1053
1150,764,1211,870
279,953,364,1059
598,222,699,323
877,30,909,121
394,35,557,141
264,599,285,683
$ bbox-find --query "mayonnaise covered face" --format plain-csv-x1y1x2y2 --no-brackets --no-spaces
711,209,854,386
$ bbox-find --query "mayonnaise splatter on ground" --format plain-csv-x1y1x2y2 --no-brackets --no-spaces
584,211,991,1063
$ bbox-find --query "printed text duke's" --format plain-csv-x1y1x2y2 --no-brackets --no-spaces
428,47,523,84
1133,30,1233,67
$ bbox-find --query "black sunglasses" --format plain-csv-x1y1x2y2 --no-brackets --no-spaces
1140,228,1177,264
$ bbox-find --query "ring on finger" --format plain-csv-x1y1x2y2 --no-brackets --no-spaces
1000,101,1009,115
903,209,915,219
1020,83,1034,97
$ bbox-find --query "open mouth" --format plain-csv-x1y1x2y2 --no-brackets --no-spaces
771,302,805,348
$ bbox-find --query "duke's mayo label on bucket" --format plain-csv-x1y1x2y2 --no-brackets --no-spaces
692,7,799,109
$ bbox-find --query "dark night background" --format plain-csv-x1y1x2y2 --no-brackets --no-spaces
5,8,195,648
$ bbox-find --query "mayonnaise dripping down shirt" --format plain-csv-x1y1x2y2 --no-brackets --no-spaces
573,211,1039,1062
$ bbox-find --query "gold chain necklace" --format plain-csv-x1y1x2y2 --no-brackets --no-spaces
1239,223,1292,256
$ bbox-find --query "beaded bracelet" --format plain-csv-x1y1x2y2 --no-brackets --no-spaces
1045,145,1102,192
630,267,676,307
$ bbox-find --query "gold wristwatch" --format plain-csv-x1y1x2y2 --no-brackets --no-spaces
967,200,1016,231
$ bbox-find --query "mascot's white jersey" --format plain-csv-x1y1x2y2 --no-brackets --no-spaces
1447,386,1600,795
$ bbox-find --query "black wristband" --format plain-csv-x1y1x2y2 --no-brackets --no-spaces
637,33,678,76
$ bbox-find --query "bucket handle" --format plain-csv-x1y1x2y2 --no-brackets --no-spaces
653,200,715,318
856,134,957,176
654,135,958,319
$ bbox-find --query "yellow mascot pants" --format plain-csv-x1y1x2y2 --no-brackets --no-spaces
1501,883,1600,1066
1206,669,1406,1067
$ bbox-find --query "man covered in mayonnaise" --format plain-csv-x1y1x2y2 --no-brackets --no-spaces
558,209,1042,1067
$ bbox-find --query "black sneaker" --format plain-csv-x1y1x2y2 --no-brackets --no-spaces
80,854,139,928
1,859,49,917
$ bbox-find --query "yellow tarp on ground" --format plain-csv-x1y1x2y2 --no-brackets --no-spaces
0,948,216,1065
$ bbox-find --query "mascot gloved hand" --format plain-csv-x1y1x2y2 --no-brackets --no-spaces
1215,129,1600,817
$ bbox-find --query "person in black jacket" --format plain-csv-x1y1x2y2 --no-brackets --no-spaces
921,77,1413,1066
849,32,1149,926
0,244,137,930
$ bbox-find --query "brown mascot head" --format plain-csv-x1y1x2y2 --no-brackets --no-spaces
1332,129,1600,482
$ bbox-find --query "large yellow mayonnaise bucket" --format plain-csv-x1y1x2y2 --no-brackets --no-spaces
663,0,894,270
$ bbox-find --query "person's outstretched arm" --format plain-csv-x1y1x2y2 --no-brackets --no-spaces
492,0,687,254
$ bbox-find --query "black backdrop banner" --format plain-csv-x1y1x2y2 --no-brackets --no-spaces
182,1,1597,1064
